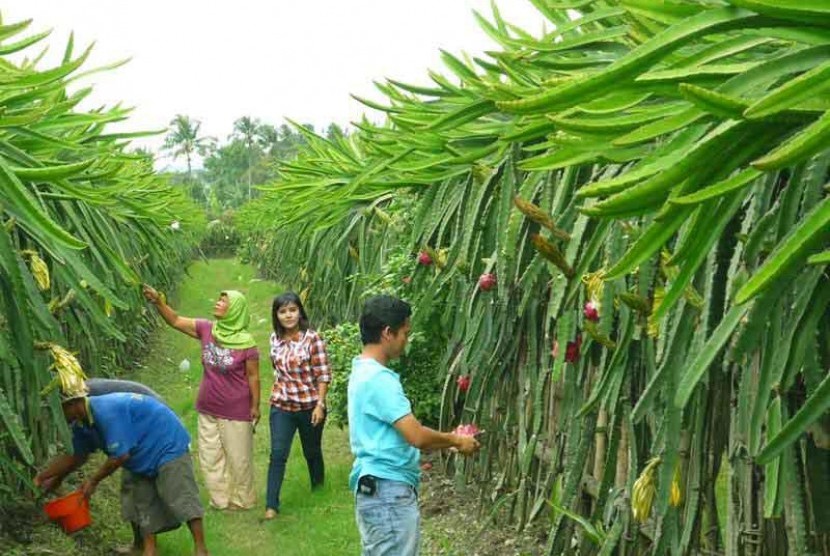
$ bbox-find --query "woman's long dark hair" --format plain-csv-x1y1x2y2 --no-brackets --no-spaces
271,292,310,338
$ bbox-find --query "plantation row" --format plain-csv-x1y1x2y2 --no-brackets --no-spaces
239,1,830,555
0,20,203,496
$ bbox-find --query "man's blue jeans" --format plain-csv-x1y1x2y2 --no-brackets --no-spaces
355,478,420,556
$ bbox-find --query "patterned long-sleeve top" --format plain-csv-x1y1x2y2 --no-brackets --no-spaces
269,329,332,411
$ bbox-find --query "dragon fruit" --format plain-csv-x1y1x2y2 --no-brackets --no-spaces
456,375,471,393
565,334,582,363
454,423,482,437
478,273,497,291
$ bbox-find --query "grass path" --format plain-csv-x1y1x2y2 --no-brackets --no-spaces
129,258,360,555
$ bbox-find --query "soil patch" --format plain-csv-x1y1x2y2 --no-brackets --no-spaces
420,454,549,556
0,455,134,555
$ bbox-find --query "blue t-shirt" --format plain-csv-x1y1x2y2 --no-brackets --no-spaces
348,357,420,491
71,393,190,477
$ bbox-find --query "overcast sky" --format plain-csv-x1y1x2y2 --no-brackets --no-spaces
4,1,547,168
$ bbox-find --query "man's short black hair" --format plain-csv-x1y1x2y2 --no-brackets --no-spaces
360,295,412,345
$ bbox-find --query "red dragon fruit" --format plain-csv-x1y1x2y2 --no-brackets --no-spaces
565,334,582,363
478,273,497,291
454,423,482,437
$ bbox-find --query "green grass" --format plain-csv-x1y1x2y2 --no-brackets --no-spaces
121,258,360,555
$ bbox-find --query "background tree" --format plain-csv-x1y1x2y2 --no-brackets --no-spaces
202,139,260,212
163,114,212,203
232,116,262,201
325,123,346,141
256,123,280,157
159,117,347,211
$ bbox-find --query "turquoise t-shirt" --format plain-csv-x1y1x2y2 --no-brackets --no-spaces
348,357,420,491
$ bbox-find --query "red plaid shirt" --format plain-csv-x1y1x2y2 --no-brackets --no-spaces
269,329,332,411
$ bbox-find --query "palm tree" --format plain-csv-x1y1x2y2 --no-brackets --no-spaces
256,123,280,157
163,114,211,180
232,116,261,200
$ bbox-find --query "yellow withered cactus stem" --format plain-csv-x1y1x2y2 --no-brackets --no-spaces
632,457,683,522
48,289,76,315
670,463,683,508
530,233,574,278
373,206,393,225
22,250,50,291
514,196,570,241
648,286,665,338
436,248,448,269
632,456,661,523
35,342,88,398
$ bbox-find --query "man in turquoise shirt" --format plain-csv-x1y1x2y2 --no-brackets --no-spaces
349,295,480,555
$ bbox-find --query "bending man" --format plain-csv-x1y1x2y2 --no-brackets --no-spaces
36,390,208,556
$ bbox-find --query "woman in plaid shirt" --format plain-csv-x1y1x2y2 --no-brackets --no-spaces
264,292,332,520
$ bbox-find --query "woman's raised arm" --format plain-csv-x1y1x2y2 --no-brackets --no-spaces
142,284,198,338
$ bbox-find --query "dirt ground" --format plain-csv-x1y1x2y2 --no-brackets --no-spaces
0,461,131,556
420,454,549,556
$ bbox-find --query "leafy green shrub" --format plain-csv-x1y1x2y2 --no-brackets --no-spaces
321,323,361,427
201,212,240,257
395,337,443,428
322,321,443,428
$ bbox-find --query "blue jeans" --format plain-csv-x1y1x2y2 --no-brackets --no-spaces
265,406,325,511
355,478,420,556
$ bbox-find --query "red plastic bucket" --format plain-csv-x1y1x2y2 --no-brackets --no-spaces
43,491,92,533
